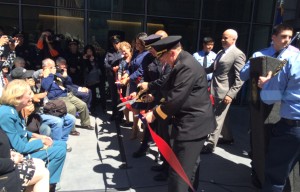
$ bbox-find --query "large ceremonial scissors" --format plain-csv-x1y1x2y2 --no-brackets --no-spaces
117,88,148,111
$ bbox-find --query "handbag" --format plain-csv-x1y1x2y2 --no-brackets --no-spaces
43,99,67,117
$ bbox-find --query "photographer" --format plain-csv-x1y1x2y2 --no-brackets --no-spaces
36,29,61,69
0,34,19,70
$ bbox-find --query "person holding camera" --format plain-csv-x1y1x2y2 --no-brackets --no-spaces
36,29,61,69
0,34,19,70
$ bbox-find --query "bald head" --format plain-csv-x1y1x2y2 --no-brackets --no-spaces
155,30,168,39
221,29,238,49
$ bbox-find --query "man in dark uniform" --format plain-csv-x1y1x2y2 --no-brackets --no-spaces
64,39,84,86
132,33,172,181
145,36,216,192
104,35,123,121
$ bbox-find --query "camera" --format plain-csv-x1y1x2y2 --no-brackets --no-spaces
0,35,15,43
56,68,64,74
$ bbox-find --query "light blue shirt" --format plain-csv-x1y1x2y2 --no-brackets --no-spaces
240,45,299,81
193,50,216,81
260,53,300,120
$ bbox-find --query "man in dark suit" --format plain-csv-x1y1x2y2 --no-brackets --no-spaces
202,29,246,154
144,36,216,192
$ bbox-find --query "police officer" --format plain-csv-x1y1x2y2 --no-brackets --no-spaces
145,36,216,192
259,53,300,192
104,35,123,121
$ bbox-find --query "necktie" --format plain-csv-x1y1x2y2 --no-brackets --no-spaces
203,52,208,68
273,51,280,58
214,50,225,70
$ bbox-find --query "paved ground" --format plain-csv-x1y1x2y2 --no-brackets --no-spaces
59,105,259,192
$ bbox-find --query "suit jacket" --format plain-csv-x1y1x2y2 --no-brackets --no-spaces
206,46,246,99
154,50,216,141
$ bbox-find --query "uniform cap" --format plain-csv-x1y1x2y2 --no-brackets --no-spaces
110,35,121,44
10,67,34,80
144,34,162,50
151,36,182,57
68,39,79,46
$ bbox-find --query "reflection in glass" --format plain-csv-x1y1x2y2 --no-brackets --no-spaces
254,0,276,24
147,0,200,18
22,6,84,46
89,12,144,51
202,0,252,22
113,0,145,14
89,0,111,11
147,17,198,53
0,5,18,35
22,0,85,8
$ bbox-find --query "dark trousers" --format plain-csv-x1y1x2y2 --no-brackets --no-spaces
75,89,92,110
107,74,119,116
262,119,300,192
168,138,205,192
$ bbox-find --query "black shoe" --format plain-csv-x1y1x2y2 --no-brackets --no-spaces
109,114,116,121
151,164,165,172
201,143,214,154
218,138,234,145
121,121,133,127
49,184,56,192
153,172,168,181
82,125,94,130
132,148,148,158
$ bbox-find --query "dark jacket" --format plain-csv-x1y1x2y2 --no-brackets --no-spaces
153,50,216,141
0,128,22,192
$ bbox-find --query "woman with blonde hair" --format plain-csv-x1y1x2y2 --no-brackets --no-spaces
0,79,67,192
118,41,133,127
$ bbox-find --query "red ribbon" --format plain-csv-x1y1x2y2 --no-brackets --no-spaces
137,113,196,192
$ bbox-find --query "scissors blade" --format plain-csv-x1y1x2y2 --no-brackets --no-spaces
117,98,136,108
119,106,126,111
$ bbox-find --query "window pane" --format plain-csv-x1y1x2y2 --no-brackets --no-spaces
22,0,85,8
0,5,19,35
89,13,144,51
200,21,249,55
113,0,145,14
88,0,111,11
22,6,84,45
254,0,276,24
147,0,200,18
248,25,272,55
0,0,18,3
147,17,199,53
202,0,252,22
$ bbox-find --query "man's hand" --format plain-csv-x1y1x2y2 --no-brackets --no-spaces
223,95,232,105
33,92,47,102
80,87,89,93
0,35,9,46
145,111,156,123
258,71,272,88
21,103,35,118
10,151,23,164
138,82,149,91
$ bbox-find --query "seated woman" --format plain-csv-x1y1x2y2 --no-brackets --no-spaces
0,79,67,191
0,128,49,192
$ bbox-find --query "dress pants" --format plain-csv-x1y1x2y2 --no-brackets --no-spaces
30,140,67,184
262,119,300,192
59,93,90,126
207,97,232,148
168,138,205,192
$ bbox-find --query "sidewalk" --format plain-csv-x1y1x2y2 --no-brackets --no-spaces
59,105,258,192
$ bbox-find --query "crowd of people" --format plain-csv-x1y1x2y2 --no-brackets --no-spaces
0,23,300,192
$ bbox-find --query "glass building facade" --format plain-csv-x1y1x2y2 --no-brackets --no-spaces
0,0,279,57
